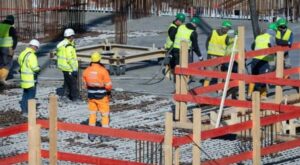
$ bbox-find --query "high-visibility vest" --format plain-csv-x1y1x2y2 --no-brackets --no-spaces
0,23,13,48
56,39,78,72
18,47,40,89
207,30,227,56
254,33,273,61
276,28,292,42
164,23,177,49
173,25,193,49
83,63,112,99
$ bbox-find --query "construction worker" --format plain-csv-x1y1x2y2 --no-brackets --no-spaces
0,15,18,85
204,20,232,87
276,18,293,78
18,39,40,116
164,13,186,77
56,28,79,101
82,52,112,142
172,16,203,71
247,23,277,100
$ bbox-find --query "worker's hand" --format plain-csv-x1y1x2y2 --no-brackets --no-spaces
71,71,78,77
107,90,112,98
288,44,292,48
198,56,203,61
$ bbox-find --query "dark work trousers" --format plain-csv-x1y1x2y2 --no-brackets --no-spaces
21,86,36,114
251,59,270,91
63,71,78,101
0,48,10,67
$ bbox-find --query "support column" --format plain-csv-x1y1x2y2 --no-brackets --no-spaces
252,92,261,165
179,41,189,122
164,112,173,165
193,109,201,165
238,26,246,106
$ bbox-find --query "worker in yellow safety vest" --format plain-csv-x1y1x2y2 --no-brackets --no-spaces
247,23,277,100
204,20,232,87
0,15,18,85
18,39,40,116
164,13,186,77
171,17,203,81
56,28,79,101
276,18,293,79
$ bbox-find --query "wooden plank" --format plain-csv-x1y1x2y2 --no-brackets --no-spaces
164,112,173,165
174,147,180,165
252,92,261,165
28,99,36,165
238,26,246,106
193,109,201,165
174,121,193,129
49,94,58,165
175,74,180,121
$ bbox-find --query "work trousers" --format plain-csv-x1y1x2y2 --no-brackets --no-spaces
21,86,36,114
88,96,110,127
0,48,12,67
63,71,78,101
251,59,270,91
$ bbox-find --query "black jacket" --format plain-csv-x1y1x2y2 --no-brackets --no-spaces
168,21,178,42
1,20,18,50
185,23,201,57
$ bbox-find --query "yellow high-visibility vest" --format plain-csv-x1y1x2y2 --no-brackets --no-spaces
164,23,177,49
56,39,78,72
0,23,13,47
276,29,292,41
173,25,193,49
18,47,40,89
225,37,238,56
207,30,227,56
254,33,273,61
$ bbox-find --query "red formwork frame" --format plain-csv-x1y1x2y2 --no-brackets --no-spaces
1,43,300,165
172,42,300,164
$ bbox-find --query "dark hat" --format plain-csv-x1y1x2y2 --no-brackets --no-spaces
5,15,14,24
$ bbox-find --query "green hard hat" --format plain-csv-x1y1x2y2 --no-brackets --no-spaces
268,23,277,31
176,13,186,22
191,17,201,25
222,20,232,28
277,18,287,26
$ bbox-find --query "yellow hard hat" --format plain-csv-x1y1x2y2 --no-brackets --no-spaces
91,52,102,62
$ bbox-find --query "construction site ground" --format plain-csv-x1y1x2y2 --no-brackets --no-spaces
1,13,300,164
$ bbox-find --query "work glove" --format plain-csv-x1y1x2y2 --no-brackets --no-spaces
71,71,78,77
198,56,203,61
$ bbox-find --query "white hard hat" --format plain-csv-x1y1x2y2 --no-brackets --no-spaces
29,39,40,48
64,28,75,37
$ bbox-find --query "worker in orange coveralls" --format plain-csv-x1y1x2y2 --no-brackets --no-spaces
82,52,112,142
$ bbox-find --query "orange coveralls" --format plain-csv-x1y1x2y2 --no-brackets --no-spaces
82,63,112,127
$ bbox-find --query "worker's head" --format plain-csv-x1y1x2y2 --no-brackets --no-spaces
175,13,186,25
29,39,40,51
190,17,201,27
91,52,102,63
64,28,75,41
5,15,14,25
221,20,232,33
276,18,287,31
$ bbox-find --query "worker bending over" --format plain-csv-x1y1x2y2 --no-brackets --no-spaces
0,15,18,85
18,39,40,116
82,52,112,142
56,28,79,101
247,23,277,100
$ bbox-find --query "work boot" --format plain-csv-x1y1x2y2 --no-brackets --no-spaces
247,83,255,100
260,87,267,100
203,80,210,87
88,134,97,142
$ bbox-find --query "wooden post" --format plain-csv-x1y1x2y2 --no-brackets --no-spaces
175,74,180,121
28,99,37,165
164,112,173,165
252,92,261,165
238,26,246,103
35,124,41,165
49,94,58,165
275,51,284,134
179,41,189,122
174,147,180,165
193,109,201,165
